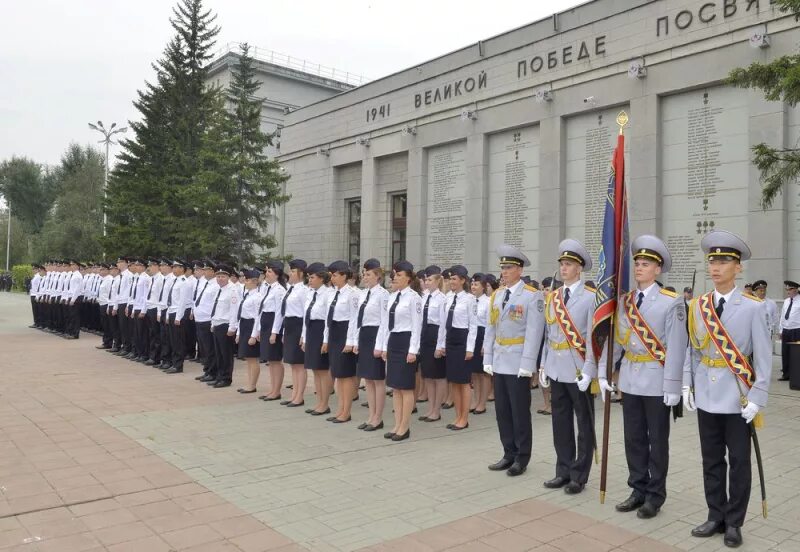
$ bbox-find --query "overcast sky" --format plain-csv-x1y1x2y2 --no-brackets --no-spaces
0,0,583,166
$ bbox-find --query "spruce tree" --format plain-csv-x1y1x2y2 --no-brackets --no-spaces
728,0,800,208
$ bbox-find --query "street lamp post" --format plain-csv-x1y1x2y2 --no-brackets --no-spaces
88,120,127,244
4,203,10,272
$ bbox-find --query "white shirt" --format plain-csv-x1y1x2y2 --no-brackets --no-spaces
157,273,175,310
66,270,84,302
325,284,360,346
132,272,151,312
235,288,263,336
193,279,219,323
166,275,186,315
474,294,490,327
302,286,331,342
98,275,113,307
764,297,779,334
117,269,133,304
635,282,658,303
380,286,422,355
422,289,446,326
30,273,42,298
781,293,800,330
177,274,196,317
713,286,736,310
191,277,212,313
211,283,240,329
436,290,477,351
146,273,164,310
109,274,121,308
273,282,308,332
252,282,288,336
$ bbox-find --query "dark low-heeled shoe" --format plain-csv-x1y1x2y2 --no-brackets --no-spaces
383,431,396,439
364,421,384,431
441,403,454,409
332,417,351,424
473,409,486,415
450,423,469,431
310,408,330,416
285,401,304,407
357,422,368,430
239,389,257,394
391,429,410,441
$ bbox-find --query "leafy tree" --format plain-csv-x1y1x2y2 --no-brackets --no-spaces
728,0,800,208
0,157,58,234
0,210,30,268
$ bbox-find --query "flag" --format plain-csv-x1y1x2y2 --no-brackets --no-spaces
592,132,629,360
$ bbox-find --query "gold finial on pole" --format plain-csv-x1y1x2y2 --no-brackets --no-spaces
616,111,629,135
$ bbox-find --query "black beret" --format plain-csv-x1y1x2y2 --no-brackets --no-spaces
424,265,441,277
393,260,414,274
306,262,327,275
328,260,350,273
449,265,468,279
265,260,284,273
289,259,307,271
363,258,381,271
243,268,261,279
416,270,426,280
471,272,485,282
215,264,233,276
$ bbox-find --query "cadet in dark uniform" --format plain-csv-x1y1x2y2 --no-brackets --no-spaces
302,262,332,415
274,259,309,407
326,260,360,423
254,260,287,401
209,264,240,388
418,266,447,422
468,273,491,414
235,269,263,393
684,230,771,548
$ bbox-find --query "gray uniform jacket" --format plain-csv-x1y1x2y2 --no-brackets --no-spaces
684,288,771,413
483,281,545,376
541,282,598,382
599,287,687,396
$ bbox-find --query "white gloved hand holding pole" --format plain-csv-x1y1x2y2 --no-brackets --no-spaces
682,386,696,412
741,401,760,424
598,378,615,402
538,368,550,388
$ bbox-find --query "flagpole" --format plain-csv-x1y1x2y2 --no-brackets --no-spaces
599,112,628,504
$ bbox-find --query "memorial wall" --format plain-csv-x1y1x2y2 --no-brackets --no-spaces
426,142,467,268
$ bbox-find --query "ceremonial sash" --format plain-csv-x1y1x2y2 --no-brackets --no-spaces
697,292,754,389
623,291,666,366
551,288,587,361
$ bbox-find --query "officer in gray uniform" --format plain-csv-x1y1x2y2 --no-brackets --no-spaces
483,244,545,477
539,239,597,495
598,235,688,519
683,230,771,548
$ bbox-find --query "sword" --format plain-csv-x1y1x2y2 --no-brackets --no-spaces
735,380,767,518
676,269,699,421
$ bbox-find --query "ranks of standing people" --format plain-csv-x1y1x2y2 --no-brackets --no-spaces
598,235,688,519
418,265,447,422
483,245,545,476
325,260,360,423
302,262,333,415
683,230,771,548
540,239,597,494
235,268,264,393
253,260,288,401
274,259,308,407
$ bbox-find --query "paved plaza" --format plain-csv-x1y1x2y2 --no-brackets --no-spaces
0,291,799,551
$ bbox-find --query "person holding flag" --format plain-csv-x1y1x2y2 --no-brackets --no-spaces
539,239,597,495
597,235,687,519
683,230,771,548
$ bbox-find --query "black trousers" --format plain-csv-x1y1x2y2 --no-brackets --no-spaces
184,311,196,358
196,321,215,375
117,304,130,352
168,313,185,369
212,323,235,383
550,380,595,484
108,306,121,347
100,305,113,347
781,328,800,377
146,308,161,362
31,297,39,326
697,409,751,528
159,309,172,365
54,300,65,332
65,299,82,338
493,373,533,467
134,312,149,358
622,393,671,507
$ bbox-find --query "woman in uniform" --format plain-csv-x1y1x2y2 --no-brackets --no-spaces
255,260,287,401
418,266,447,422
436,265,477,430
381,261,421,441
274,259,308,407
354,259,389,431
235,269,263,393
325,260,360,423
468,273,491,415
302,262,333,415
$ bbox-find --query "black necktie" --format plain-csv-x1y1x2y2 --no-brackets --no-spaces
147,277,155,300
132,276,138,299
258,284,272,313
237,291,249,320
193,279,201,301
786,297,793,320
210,289,222,318
716,297,726,318
388,292,401,331
636,291,644,310
564,288,571,305
158,278,166,302
357,289,371,328
328,290,340,325
281,286,293,316
446,295,457,330
195,280,209,307
502,289,510,309
422,294,431,330
107,279,113,300
306,291,317,326
128,276,135,297
167,280,177,307
116,278,121,295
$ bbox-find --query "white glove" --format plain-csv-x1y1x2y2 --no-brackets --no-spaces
682,386,696,412
539,368,550,388
518,368,533,378
576,373,591,392
598,378,615,402
741,402,760,424
483,364,494,376
663,392,681,407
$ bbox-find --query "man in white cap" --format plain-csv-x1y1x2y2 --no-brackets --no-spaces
598,235,687,519
683,230,771,548
539,238,597,495
483,244,545,477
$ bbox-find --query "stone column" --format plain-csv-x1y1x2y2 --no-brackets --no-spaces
465,132,489,271
359,156,377,264
406,146,426,264
538,115,566,277
628,94,661,238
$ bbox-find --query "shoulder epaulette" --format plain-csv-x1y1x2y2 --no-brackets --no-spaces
659,288,678,298
584,284,596,293
743,293,763,302
524,284,538,293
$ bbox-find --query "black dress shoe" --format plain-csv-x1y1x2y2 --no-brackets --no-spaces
691,520,725,538
383,432,396,439
332,417,351,423
449,423,468,431
326,416,337,421
724,526,742,548
107,348,121,353
391,429,410,441
164,367,183,374
239,389,257,394
488,458,514,471
195,374,208,381
280,400,292,405
364,422,384,431
262,395,281,401
213,381,231,388
543,476,569,489
778,376,790,381
310,408,330,415
615,494,645,512
423,416,440,422
357,422,368,430
304,408,314,413
199,375,215,382
637,502,660,519
285,401,305,407
144,359,156,366
506,462,526,477
206,380,219,385
95,345,111,350
360,401,368,407
564,481,585,494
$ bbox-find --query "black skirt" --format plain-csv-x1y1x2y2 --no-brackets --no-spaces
328,320,357,378
445,327,470,384
386,332,417,390
282,316,304,365
357,325,385,380
237,318,260,358
419,323,446,379
259,311,283,362
467,326,486,374
304,319,329,370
